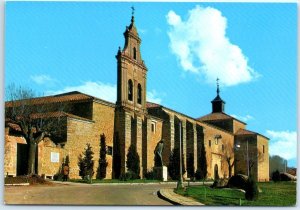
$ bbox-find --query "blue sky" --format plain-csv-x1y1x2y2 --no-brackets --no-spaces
5,2,297,167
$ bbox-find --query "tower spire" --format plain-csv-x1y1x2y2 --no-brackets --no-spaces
211,77,225,113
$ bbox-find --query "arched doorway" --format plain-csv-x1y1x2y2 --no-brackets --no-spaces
214,164,219,180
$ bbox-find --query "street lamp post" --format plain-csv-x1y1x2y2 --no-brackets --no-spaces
177,121,184,189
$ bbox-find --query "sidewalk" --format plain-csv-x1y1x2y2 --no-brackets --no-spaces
158,188,204,206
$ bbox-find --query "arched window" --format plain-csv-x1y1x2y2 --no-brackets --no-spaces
133,47,137,60
128,79,133,101
137,83,142,104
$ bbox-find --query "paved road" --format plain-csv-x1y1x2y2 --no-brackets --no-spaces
4,183,174,205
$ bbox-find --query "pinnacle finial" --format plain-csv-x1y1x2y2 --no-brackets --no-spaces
216,78,220,95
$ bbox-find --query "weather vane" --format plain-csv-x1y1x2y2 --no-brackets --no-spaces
216,77,220,95
131,6,135,16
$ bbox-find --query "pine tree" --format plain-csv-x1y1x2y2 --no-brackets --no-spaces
168,148,186,180
126,144,140,179
78,143,94,180
187,153,195,178
195,140,207,180
97,134,108,179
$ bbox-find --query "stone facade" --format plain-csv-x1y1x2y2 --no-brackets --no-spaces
4,13,269,181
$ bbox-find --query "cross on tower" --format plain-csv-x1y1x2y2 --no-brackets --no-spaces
216,78,220,95
131,6,135,16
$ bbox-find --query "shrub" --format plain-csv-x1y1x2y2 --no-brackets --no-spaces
119,171,138,181
195,169,206,180
227,174,248,190
144,170,155,180
245,176,259,201
168,148,185,180
187,153,195,179
53,173,63,181
272,170,281,182
78,143,95,180
97,134,108,179
126,144,140,178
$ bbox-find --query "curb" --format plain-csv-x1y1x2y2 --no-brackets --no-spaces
5,183,30,186
158,188,204,206
49,180,212,186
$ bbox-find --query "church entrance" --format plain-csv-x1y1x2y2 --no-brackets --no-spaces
214,164,219,180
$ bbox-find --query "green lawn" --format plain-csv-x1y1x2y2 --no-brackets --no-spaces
175,181,296,206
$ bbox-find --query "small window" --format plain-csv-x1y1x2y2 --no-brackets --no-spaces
107,146,113,155
128,79,133,101
263,145,265,154
151,121,156,133
222,144,224,152
209,140,211,147
133,47,137,60
137,84,142,104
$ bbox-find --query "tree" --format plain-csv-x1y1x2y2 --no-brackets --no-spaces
168,148,185,180
126,144,140,178
97,133,108,179
187,153,195,178
222,141,235,178
195,140,207,180
5,84,66,175
235,140,264,177
269,155,286,177
78,143,94,180
245,176,259,201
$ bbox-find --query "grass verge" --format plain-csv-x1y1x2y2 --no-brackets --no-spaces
175,181,296,206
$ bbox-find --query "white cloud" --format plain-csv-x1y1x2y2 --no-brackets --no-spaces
230,114,254,122
166,6,260,86
47,81,163,104
266,130,297,160
147,89,162,104
31,74,53,85
47,81,117,103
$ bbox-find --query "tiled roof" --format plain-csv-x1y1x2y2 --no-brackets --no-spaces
31,111,93,122
198,112,234,121
235,128,269,140
5,111,93,132
235,128,257,135
5,91,93,107
146,102,161,108
5,91,115,107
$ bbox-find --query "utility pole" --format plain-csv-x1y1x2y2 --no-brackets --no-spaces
177,121,184,189
246,140,249,177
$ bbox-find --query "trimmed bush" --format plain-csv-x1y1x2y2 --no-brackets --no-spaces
126,144,140,179
227,174,248,190
245,176,259,201
271,170,281,182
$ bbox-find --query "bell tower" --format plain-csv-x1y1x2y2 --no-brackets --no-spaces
211,78,225,113
113,8,147,179
116,7,147,114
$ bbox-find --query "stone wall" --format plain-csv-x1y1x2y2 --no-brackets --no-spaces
38,137,67,179
233,120,246,134
198,122,234,179
257,135,269,181
92,101,115,179
4,128,26,177
147,117,163,172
